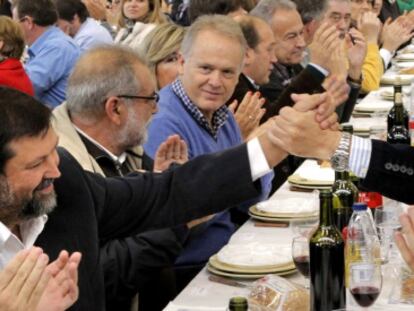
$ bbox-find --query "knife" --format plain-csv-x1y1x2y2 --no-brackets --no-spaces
208,275,251,288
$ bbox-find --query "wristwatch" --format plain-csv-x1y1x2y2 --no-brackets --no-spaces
330,132,352,172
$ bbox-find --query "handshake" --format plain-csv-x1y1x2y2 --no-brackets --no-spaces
256,75,348,166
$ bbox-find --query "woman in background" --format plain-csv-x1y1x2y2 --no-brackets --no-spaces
139,22,184,90
0,16,34,95
115,0,166,49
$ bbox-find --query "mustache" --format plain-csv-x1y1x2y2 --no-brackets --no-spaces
34,178,54,191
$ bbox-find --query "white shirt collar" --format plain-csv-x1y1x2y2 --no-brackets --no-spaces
244,74,259,89
74,126,127,164
0,215,48,269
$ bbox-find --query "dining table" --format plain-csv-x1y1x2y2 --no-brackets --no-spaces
163,49,414,311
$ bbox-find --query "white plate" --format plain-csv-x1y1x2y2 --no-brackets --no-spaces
354,100,393,112
381,74,414,85
395,53,414,61
207,264,297,279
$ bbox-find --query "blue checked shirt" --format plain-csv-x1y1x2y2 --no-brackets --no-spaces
172,79,228,139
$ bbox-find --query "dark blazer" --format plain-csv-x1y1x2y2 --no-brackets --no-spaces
379,1,400,23
35,146,260,310
260,64,325,123
361,139,414,204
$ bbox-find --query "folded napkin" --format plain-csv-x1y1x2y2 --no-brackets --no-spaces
217,242,292,267
296,161,334,182
256,198,317,214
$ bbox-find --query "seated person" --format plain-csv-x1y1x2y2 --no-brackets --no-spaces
55,0,113,53
139,22,185,90
145,15,274,292
0,16,33,95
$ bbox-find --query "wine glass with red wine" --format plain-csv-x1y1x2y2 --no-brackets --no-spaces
349,263,382,308
292,236,310,283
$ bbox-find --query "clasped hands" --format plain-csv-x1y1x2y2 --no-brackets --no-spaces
266,76,346,160
0,247,81,311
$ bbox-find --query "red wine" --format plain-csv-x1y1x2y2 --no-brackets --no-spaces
293,255,310,277
351,286,380,307
310,243,345,310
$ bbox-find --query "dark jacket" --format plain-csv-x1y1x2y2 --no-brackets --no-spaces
361,139,414,204
35,146,260,310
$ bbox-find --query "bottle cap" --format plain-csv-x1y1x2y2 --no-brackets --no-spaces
229,296,248,309
352,202,368,211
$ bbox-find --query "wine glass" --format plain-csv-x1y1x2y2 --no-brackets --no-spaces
292,236,310,285
349,262,382,308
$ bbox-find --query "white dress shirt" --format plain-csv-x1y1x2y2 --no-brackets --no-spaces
0,215,48,270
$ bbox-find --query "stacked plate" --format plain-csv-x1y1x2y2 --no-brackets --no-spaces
207,243,296,279
249,197,318,222
395,53,414,62
380,74,414,85
378,86,410,101
287,160,334,190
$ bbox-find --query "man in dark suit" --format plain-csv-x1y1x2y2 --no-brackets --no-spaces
270,104,414,203
0,80,340,310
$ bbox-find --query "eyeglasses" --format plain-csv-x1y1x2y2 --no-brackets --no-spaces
117,93,159,106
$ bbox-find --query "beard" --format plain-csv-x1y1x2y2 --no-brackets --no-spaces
117,107,148,150
0,176,57,227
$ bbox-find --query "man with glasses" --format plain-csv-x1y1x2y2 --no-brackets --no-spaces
52,45,197,310
12,0,80,107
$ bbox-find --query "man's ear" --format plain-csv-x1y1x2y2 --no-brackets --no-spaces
104,96,123,126
177,52,185,76
244,47,254,67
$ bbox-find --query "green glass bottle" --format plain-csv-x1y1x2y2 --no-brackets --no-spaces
333,125,359,233
310,190,345,311
332,170,359,234
228,296,248,311
387,78,410,144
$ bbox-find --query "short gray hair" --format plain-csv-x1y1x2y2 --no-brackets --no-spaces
250,0,297,23
180,14,247,59
66,45,144,122
292,0,328,23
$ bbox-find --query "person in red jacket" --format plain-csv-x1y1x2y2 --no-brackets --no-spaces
0,15,34,96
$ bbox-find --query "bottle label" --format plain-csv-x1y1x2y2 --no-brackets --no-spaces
350,263,375,283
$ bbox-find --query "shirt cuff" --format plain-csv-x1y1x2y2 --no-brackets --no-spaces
247,138,272,181
308,63,329,77
349,135,372,178
379,48,394,69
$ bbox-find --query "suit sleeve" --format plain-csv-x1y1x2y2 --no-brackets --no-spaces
75,144,260,240
361,139,414,204
101,228,184,302
261,65,325,122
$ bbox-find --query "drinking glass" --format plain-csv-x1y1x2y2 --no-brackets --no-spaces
374,205,403,264
292,236,310,281
349,262,382,308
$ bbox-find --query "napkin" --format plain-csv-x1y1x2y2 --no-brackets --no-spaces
296,161,334,182
256,198,317,214
216,243,292,267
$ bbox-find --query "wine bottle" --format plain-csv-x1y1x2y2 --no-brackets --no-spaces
228,296,248,311
333,125,359,234
332,170,359,234
388,78,409,130
310,190,345,311
387,78,410,144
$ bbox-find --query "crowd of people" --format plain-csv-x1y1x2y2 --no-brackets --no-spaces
1,0,414,310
